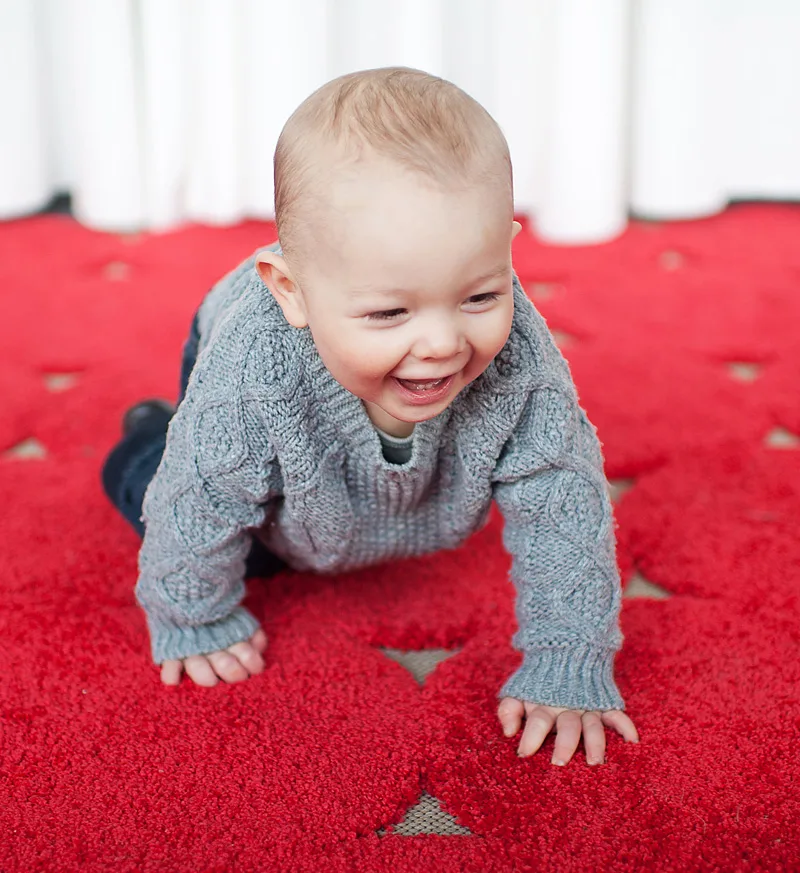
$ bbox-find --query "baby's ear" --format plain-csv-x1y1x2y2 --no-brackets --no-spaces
255,251,308,329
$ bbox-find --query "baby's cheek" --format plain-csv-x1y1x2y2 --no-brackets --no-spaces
354,338,406,380
321,338,398,395
463,342,503,386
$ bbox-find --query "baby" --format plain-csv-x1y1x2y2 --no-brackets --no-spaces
102,67,639,767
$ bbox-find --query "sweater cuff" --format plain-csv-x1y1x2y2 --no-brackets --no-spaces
147,605,261,664
498,646,625,711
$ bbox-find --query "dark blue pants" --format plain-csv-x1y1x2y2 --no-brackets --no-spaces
100,312,285,578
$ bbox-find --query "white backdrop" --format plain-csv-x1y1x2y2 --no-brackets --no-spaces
2,0,799,243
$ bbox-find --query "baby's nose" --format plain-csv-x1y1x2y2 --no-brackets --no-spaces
415,319,462,360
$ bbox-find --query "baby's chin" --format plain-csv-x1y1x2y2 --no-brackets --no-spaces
374,393,457,425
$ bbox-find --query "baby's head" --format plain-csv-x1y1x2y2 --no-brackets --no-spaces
256,67,520,437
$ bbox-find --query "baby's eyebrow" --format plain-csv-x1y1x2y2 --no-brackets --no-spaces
351,264,510,297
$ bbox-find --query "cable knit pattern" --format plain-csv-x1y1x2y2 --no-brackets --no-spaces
136,247,625,710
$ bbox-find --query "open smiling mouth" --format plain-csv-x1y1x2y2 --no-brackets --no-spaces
391,374,455,405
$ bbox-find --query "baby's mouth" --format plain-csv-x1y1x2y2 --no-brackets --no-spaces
390,374,457,405
395,377,447,391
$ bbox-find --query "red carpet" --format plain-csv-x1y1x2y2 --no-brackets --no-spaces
1,205,799,871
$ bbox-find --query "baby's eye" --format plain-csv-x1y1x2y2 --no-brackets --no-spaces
466,292,500,306
366,308,407,322
364,293,501,322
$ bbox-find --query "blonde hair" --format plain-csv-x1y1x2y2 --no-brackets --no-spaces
273,66,513,260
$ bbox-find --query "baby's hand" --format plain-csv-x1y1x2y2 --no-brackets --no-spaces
160,628,268,687
497,697,639,766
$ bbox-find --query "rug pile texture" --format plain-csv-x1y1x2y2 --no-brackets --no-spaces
1,205,798,871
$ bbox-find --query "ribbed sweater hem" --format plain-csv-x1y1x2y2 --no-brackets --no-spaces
148,606,261,664
498,645,625,711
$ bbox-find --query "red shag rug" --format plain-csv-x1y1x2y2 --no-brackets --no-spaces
1,205,799,872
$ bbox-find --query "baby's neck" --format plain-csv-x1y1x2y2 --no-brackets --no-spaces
362,401,416,439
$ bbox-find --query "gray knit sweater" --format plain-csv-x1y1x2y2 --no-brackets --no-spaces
136,247,625,711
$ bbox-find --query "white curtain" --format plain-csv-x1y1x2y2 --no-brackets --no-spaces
2,0,799,244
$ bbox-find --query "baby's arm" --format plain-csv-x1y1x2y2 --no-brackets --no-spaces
135,389,281,671
491,386,625,713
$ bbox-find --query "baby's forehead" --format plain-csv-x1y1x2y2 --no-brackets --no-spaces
297,206,512,297
302,147,506,214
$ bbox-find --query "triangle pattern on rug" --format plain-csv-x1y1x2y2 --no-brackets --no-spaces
659,249,685,270
607,478,635,503
103,260,132,280
623,570,671,600
42,372,80,392
378,792,472,836
726,361,762,383
379,647,461,686
764,426,800,449
2,437,48,460
550,328,578,350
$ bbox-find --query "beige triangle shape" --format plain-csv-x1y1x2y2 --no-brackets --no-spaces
378,792,472,836
607,478,635,503
764,427,800,449
530,282,563,301
380,648,461,686
3,437,48,460
726,362,762,383
624,570,671,600
659,250,684,270
104,261,131,280
551,329,577,350
42,372,80,392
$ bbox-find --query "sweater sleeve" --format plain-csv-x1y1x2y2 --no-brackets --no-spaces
491,386,625,711
135,390,282,664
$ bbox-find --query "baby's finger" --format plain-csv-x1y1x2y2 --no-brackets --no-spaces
183,654,220,687
206,649,250,683
497,697,524,737
249,628,268,653
226,640,265,675
601,710,640,743
160,660,184,686
582,711,606,765
517,706,556,758
551,710,583,766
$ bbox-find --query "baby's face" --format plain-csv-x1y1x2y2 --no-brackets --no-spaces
288,160,518,437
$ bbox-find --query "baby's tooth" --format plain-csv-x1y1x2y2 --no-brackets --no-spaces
399,376,446,391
